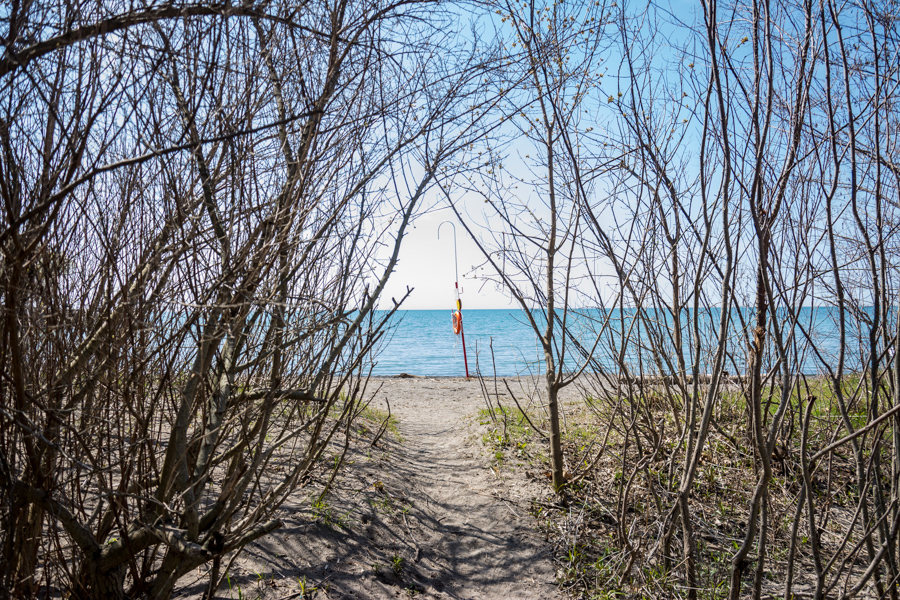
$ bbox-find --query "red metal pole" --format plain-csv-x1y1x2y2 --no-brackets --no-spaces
441,223,468,379
457,295,469,379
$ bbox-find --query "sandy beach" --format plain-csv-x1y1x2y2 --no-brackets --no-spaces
177,376,576,600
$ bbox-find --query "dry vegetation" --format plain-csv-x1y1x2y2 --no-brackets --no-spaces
0,0,489,596
478,373,899,599
4,0,900,598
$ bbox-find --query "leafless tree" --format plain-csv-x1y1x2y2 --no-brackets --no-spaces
0,0,490,597
467,0,900,597
447,0,617,493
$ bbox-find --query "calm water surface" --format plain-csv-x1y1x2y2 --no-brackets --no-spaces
370,307,874,377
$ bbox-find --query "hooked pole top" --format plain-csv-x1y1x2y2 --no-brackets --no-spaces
437,220,460,294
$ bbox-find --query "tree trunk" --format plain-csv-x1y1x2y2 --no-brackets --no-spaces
547,376,565,492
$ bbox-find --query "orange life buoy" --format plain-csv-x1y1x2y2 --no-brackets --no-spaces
452,310,462,334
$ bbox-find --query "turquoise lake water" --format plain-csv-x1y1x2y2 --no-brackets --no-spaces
370,307,879,377
371,309,543,377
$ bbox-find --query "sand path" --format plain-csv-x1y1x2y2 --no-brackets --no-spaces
380,377,560,599
197,377,562,600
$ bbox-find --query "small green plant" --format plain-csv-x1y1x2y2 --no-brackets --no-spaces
226,572,244,600
703,464,716,486
477,406,533,451
311,498,350,529
297,576,318,598
311,499,331,522
360,405,403,441
391,555,404,575
367,492,397,515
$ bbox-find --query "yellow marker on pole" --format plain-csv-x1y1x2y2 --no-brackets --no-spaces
440,221,469,379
